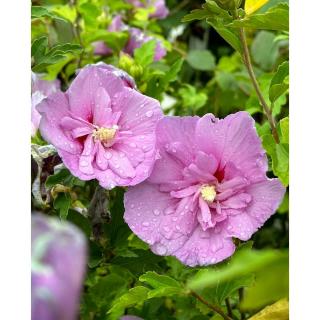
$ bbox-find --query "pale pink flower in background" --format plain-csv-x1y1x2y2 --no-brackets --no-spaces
37,63,162,189
124,112,285,266
31,72,60,136
32,213,87,320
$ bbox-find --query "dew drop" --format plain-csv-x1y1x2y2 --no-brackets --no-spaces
146,110,153,118
80,160,88,167
130,204,135,209
142,222,150,227
130,142,137,148
155,243,167,255
104,151,112,159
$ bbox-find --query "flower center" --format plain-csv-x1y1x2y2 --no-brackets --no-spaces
92,125,118,143
200,185,216,203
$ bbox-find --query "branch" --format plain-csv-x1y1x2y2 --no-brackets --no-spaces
190,290,233,320
239,27,280,144
87,185,111,240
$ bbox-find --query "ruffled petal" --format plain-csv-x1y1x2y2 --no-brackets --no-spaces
195,112,268,183
37,92,81,154
124,183,176,245
93,87,112,126
225,179,285,240
67,64,133,120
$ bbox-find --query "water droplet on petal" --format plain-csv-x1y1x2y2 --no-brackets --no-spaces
130,142,137,148
146,110,153,118
153,209,161,216
142,222,150,227
80,160,88,167
104,151,112,159
155,243,167,255
130,204,135,209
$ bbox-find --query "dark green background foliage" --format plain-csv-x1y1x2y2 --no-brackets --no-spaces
31,0,289,319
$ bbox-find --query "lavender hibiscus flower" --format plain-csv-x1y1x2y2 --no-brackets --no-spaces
124,112,285,266
37,63,162,189
32,214,87,320
93,15,166,61
31,72,60,136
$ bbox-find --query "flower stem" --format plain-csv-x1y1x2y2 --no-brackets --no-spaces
190,290,233,320
238,288,246,320
225,297,233,318
238,27,280,144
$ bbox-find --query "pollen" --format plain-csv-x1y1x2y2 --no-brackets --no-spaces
200,185,216,203
93,125,118,142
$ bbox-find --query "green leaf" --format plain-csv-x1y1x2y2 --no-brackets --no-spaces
207,18,242,53
139,271,185,299
162,58,184,84
51,4,77,23
181,0,232,22
178,84,208,111
31,6,66,22
251,31,280,71
188,248,287,291
108,286,149,315
84,30,129,52
139,271,182,289
248,299,289,320
45,168,75,189
186,49,216,71
181,8,213,22
134,40,157,68
262,134,289,186
195,272,254,305
31,36,48,62
241,253,289,310
228,3,289,31
53,192,71,219
89,274,128,308
269,61,289,102
32,37,82,73
279,117,289,144
79,2,101,29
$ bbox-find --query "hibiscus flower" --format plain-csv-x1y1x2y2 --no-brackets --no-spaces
124,113,285,266
37,63,162,189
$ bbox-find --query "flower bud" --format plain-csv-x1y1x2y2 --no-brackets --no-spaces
129,64,143,79
215,0,242,11
118,53,135,73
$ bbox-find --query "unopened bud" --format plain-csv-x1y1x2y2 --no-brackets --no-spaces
215,0,242,11
118,53,134,72
129,64,143,79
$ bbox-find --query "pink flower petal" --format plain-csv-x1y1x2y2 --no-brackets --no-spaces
225,179,285,240
195,112,268,183
93,87,112,126
37,92,81,154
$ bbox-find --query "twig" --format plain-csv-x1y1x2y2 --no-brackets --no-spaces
225,298,233,318
172,45,187,58
87,185,111,240
238,288,245,320
170,0,191,16
239,27,280,143
190,290,233,320
69,0,84,68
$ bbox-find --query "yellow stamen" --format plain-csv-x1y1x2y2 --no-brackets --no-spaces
200,185,216,203
92,126,117,142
